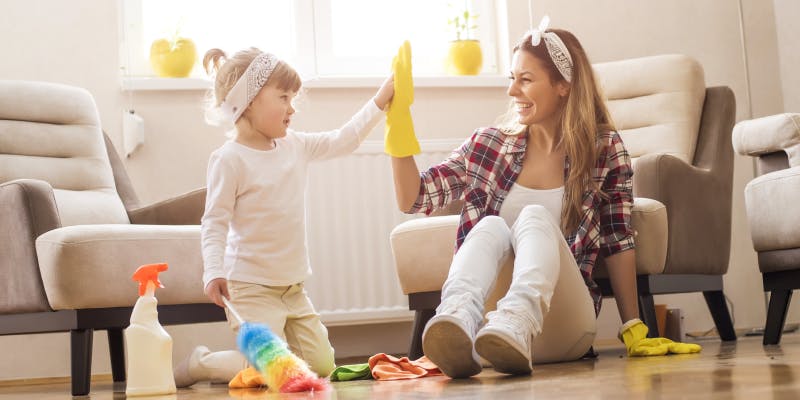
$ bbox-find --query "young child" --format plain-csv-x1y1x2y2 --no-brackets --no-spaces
174,47,394,387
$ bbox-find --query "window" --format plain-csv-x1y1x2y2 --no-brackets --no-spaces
121,0,498,81
314,0,498,76
121,0,308,78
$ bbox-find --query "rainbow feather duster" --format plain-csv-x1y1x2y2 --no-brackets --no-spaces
223,297,329,393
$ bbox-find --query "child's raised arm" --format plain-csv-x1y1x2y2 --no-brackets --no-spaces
373,75,394,111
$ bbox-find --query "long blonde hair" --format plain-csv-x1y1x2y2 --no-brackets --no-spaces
498,29,616,234
202,47,302,126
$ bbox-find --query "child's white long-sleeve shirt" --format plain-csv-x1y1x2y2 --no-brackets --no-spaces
201,99,383,289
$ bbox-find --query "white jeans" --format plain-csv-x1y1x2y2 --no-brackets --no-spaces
440,205,596,363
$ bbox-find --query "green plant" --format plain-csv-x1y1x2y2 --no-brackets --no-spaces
448,3,478,41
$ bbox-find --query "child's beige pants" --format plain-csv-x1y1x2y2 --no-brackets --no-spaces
186,281,335,383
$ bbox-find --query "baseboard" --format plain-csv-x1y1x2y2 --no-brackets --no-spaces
743,323,800,337
0,374,112,387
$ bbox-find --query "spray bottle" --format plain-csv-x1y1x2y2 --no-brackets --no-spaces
125,263,177,396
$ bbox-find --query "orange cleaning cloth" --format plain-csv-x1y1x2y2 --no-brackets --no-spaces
367,353,442,380
228,366,266,388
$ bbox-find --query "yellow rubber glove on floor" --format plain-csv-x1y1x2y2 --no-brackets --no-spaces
384,40,420,157
620,318,702,357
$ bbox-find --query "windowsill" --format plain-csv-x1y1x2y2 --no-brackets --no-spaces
121,75,509,91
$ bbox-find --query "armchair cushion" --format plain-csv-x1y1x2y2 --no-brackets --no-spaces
733,113,800,167
0,80,129,226
35,224,207,310
596,54,705,164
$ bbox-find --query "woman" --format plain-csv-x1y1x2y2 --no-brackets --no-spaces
388,20,699,378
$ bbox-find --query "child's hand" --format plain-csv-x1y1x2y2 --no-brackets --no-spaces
373,75,395,111
204,278,230,308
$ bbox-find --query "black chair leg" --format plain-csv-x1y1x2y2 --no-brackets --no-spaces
764,290,793,345
638,293,659,337
71,328,93,396
107,328,126,383
703,290,737,341
408,308,435,360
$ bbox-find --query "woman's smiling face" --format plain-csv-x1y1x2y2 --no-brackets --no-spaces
506,50,569,128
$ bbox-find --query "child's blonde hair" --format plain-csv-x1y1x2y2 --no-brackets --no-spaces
203,47,302,126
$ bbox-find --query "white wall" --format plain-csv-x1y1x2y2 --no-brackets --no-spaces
774,0,800,112
0,0,796,380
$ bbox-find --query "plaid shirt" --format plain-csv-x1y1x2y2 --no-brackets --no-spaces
410,127,635,314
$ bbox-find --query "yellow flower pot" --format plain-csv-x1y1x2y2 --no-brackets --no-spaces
150,37,197,78
446,40,483,76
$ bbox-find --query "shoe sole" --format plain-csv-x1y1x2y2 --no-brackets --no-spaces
475,330,532,375
422,317,482,378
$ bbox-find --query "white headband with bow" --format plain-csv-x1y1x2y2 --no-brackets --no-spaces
527,16,573,82
220,52,279,123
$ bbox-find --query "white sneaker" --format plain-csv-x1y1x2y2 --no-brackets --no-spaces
475,311,532,375
422,310,482,378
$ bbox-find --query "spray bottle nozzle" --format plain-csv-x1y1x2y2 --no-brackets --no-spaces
132,263,168,296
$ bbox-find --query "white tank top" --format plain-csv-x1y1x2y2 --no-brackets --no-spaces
498,183,565,227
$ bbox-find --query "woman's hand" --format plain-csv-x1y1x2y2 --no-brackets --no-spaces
204,278,230,308
373,75,395,111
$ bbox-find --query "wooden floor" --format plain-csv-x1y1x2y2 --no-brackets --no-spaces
2,333,800,399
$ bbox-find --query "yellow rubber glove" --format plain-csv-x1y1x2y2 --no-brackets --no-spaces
619,318,702,357
384,40,420,157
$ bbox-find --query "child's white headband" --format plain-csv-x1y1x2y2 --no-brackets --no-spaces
527,16,573,82
220,52,279,123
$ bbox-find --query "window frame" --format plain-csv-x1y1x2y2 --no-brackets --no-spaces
120,0,502,82
311,0,499,76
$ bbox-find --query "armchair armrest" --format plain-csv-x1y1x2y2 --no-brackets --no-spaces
633,153,729,275
744,167,800,252
127,188,206,225
733,113,800,167
0,179,61,313
632,86,734,276
390,215,459,294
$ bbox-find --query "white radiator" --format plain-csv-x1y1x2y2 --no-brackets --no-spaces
305,139,462,326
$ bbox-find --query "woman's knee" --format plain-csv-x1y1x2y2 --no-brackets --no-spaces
518,205,550,221
469,215,511,241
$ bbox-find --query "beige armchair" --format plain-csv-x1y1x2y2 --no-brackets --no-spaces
0,80,224,395
733,113,800,345
391,55,737,359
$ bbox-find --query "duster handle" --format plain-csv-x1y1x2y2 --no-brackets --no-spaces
221,296,244,325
